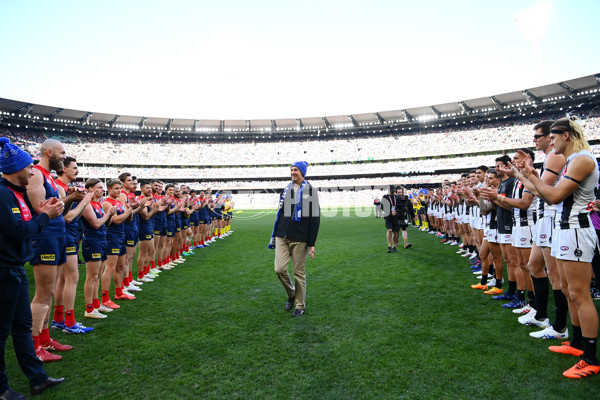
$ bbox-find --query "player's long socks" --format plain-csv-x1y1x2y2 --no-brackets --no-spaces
39,328,51,345
582,337,599,365
553,289,568,332
53,305,65,324
572,325,583,350
65,310,76,327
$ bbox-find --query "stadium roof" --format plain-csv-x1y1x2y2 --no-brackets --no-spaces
1,73,599,135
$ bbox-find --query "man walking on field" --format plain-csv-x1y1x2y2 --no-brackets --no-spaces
269,161,320,317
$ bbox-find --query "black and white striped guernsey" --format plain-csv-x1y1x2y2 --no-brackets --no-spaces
555,150,599,230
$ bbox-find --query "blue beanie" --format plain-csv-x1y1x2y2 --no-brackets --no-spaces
0,137,34,174
291,161,308,177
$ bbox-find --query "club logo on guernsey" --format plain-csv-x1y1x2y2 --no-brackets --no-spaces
41,254,55,261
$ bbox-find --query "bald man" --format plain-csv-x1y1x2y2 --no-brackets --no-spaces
25,139,83,362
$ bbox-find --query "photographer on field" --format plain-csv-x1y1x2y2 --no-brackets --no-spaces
381,185,413,252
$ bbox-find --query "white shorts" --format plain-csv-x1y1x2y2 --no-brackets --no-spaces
551,227,598,263
533,216,554,248
498,233,513,245
444,213,455,221
462,215,472,224
484,228,498,244
471,216,483,230
512,226,534,248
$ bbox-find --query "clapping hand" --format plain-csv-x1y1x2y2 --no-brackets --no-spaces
479,187,499,201
38,197,64,219
81,191,94,205
496,161,516,178
67,186,86,202
513,150,533,170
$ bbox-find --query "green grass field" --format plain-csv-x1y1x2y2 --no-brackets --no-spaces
6,208,600,399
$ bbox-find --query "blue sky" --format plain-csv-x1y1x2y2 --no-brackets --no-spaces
0,0,598,120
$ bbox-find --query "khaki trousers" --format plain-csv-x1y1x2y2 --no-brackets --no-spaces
274,237,308,310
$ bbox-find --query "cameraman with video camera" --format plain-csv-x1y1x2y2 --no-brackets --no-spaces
381,185,413,253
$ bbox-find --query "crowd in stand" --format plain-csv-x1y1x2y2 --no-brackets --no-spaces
2,111,598,202
2,108,597,166
61,116,599,165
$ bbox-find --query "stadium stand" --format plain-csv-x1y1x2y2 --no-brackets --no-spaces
1,74,599,208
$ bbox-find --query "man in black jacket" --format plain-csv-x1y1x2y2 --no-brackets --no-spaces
269,161,320,317
0,137,65,399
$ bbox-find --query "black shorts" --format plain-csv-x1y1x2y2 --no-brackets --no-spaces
385,217,400,232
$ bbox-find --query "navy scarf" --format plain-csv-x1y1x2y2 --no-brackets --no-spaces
268,181,307,249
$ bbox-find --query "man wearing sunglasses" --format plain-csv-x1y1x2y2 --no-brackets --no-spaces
524,121,568,340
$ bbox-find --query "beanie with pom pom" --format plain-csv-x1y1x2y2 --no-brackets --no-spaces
0,137,34,174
